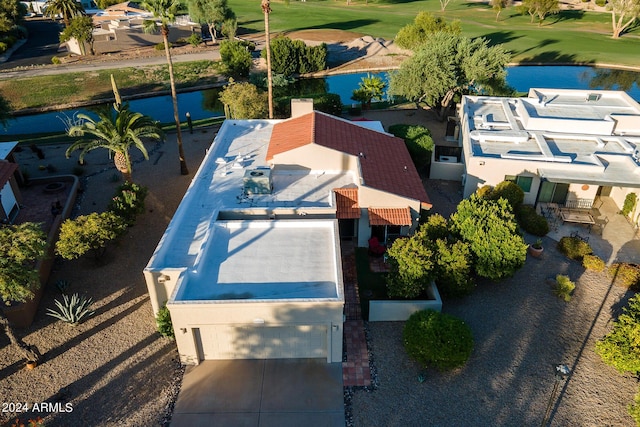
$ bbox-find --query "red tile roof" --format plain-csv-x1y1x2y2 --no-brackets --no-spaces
368,207,412,226
334,188,360,219
268,112,431,207
0,160,17,189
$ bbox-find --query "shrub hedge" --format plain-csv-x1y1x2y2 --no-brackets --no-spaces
403,309,473,371
608,263,640,290
583,254,606,272
516,205,549,236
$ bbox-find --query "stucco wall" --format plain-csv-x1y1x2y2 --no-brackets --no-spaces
271,145,360,175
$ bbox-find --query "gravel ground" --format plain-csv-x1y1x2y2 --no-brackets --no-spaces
0,128,215,427
351,242,639,426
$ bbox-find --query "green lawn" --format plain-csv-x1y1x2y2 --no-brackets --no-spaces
229,0,640,67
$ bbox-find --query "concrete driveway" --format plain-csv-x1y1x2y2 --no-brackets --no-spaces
171,359,345,427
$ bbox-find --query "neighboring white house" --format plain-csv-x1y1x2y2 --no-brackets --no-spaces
441,88,640,212
144,101,431,365
0,142,22,224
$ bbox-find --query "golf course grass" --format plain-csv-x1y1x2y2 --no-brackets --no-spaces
229,0,639,68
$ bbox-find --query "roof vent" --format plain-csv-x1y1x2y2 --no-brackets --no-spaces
587,93,601,102
243,168,273,195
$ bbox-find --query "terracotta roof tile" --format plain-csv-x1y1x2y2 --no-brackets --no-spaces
268,112,431,207
368,207,412,226
0,160,17,189
334,188,360,219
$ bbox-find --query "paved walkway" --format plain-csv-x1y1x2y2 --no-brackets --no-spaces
341,240,372,388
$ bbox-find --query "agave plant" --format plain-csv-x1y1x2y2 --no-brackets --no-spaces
46,293,95,325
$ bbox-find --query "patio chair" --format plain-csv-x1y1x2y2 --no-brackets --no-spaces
593,216,609,235
368,237,386,256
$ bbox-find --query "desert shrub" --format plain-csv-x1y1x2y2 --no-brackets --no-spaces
154,42,171,51
51,56,61,64
187,32,203,47
554,274,575,302
156,304,175,339
219,40,253,77
595,0,607,6
489,181,524,211
388,124,434,171
476,185,493,199
403,309,473,371
0,42,7,54
386,231,435,299
557,236,593,261
628,389,640,426
450,195,527,280
516,204,549,236
46,293,95,325
608,263,640,290
108,181,148,226
433,239,475,298
596,294,640,374
583,254,606,272
56,212,127,260
622,193,638,217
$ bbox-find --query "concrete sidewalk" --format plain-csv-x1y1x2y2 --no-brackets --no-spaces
171,359,345,427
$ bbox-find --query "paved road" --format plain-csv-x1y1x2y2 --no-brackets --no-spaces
0,18,62,70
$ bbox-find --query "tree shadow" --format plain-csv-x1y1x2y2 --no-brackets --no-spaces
517,38,559,55
518,51,595,65
551,9,586,24
288,19,380,33
482,31,522,46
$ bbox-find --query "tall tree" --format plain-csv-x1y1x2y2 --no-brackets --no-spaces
44,0,84,26
59,14,94,55
262,0,273,119
0,223,48,364
186,0,235,44
389,32,511,120
142,0,189,175
608,0,640,38
491,0,512,21
395,12,461,50
218,81,268,119
0,0,24,33
518,0,560,25
66,103,164,182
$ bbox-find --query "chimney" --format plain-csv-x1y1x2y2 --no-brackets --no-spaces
291,98,314,118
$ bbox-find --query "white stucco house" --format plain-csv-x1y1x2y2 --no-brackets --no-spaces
432,88,640,215
144,101,431,365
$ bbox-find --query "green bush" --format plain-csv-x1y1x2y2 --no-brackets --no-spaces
56,212,127,260
0,42,7,54
156,304,174,339
476,185,492,199
403,309,473,371
595,0,607,6
187,32,203,47
583,254,606,272
51,56,61,64
489,181,524,211
386,232,435,299
108,181,148,226
154,42,171,51
596,294,640,374
516,205,549,236
628,389,640,426
433,239,475,298
622,193,637,217
220,40,253,77
450,195,527,280
554,274,575,302
557,236,593,261
608,263,640,290
387,124,434,171
262,37,326,76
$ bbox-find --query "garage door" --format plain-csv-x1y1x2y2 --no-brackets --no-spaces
195,325,328,360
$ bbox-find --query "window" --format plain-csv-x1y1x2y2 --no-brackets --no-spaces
505,175,533,193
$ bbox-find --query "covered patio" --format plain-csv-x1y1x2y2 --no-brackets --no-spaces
541,196,639,264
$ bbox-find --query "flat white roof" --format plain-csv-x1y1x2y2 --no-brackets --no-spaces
462,89,640,187
174,220,340,301
146,119,364,302
0,141,18,160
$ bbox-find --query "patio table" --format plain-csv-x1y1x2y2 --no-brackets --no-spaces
560,209,595,225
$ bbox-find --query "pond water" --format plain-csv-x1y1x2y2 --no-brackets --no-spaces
3,65,640,136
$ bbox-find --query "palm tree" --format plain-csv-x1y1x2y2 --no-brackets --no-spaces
44,0,85,27
261,0,273,119
141,0,189,175
66,104,165,183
